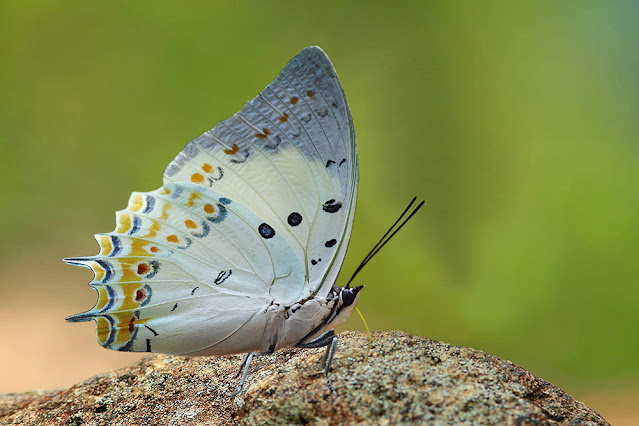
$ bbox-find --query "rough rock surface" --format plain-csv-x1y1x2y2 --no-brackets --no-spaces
0,331,607,425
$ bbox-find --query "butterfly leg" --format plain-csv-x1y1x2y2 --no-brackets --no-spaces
228,349,275,397
234,352,251,378
296,329,339,394
228,353,254,397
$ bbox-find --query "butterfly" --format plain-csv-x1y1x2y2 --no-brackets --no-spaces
66,46,365,395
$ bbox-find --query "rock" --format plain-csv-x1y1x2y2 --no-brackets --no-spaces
0,331,608,425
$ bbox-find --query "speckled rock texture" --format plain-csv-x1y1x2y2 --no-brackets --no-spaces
0,331,607,425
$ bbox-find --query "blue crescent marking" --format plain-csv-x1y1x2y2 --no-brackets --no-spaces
109,236,122,257
192,221,211,238
207,204,227,223
146,260,161,279
143,195,156,214
100,285,116,312
176,238,192,250
129,215,141,235
104,315,117,347
95,259,114,283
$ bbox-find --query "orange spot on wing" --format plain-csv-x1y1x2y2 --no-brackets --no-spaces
187,192,200,207
290,97,298,104
167,235,179,243
135,289,146,302
307,90,314,97
224,144,239,155
204,204,215,214
184,219,197,229
137,263,150,275
255,128,270,139
150,246,159,253
279,113,288,123
191,173,204,183
202,163,212,173
128,316,136,333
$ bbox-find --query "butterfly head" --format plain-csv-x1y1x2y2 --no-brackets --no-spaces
322,285,364,332
340,285,364,308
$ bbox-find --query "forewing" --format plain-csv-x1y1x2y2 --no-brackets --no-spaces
163,46,357,298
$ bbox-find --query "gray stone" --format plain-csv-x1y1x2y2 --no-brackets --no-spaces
0,331,608,425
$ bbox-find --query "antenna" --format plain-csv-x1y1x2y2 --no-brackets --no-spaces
346,197,425,287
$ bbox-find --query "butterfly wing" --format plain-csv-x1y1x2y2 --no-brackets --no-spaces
66,182,306,355
163,46,357,300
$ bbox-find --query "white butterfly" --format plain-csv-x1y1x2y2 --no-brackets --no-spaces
66,46,363,395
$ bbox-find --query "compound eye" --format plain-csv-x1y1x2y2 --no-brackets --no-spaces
341,288,356,306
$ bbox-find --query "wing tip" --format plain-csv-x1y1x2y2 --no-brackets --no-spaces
298,45,331,63
302,45,324,53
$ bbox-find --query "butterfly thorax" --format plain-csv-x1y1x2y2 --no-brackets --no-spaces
269,284,364,351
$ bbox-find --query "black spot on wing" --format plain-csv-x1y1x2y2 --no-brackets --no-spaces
259,223,275,239
287,212,303,227
325,239,337,248
323,200,342,213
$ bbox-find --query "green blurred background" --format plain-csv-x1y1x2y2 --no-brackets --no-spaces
1,0,638,422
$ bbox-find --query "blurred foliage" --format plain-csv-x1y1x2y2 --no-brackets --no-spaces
1,0,638,393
